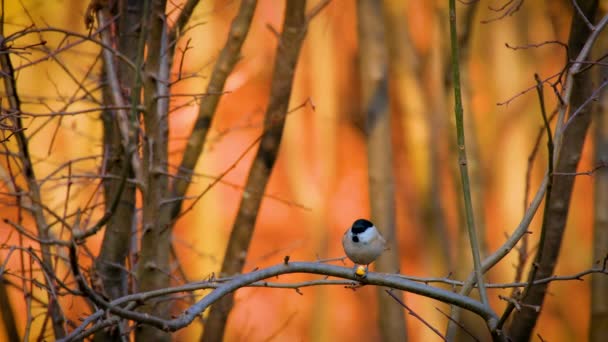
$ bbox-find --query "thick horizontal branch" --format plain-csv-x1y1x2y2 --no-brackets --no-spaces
61,256,608,341
62,261,498,341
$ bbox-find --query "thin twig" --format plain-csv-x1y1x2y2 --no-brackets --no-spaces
436,307,480,342
385,289,446,341
0,32,67,339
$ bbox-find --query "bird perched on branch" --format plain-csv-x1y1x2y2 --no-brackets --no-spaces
342,218,386,277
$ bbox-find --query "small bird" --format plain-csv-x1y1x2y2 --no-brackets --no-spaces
342,218,386,276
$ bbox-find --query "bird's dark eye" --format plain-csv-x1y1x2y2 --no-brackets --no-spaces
351,218,373,234
352,236,359,243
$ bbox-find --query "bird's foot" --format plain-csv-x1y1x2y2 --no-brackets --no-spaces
354,264,368,278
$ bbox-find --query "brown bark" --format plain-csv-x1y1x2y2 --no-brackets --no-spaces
357,0,408,341
94,1,141,340
136,0,171,340
201,1,308,341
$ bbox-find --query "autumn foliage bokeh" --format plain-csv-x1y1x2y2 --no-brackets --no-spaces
0,1,598,341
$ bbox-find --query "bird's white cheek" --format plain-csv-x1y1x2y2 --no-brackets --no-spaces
356,227,377,244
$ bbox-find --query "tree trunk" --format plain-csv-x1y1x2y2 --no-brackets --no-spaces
357,0,408,341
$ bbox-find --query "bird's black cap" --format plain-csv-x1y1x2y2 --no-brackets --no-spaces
351,218,374,234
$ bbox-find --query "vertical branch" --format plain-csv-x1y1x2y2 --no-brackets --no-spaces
201,1,308,340
94,1,143,340
444,3,489,339
507,0,599,339
169,0,258,220
0,36,66,339
439,1,480,279
357,0,407,341
136,0,171,341
448,0,488,306
452,2,487,260
96,8,145,187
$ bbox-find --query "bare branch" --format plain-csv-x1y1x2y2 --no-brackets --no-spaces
62,260,499,341
0,32,66,339
385,289,446,341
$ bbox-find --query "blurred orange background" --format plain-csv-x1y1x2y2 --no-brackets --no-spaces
0,0,599,341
